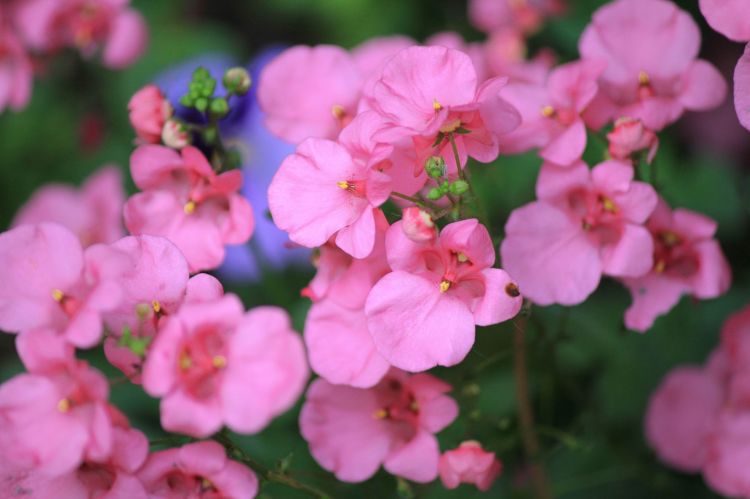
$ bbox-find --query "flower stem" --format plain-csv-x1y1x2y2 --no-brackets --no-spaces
214,431,332,499
513,308,553,499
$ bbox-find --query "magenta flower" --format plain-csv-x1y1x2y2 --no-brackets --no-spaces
501,160,658,306
124,145,254,273
268,138,391,258
500,59,606,165
621,198,731,332
258,45,362,143
366,219,522,372
699,0,750,42
12,166,125,247
370,46,520,171
438,441,502,491
142,295,308,437
138,441,258,498
0,223,122,347
128,84,173,144
299,370,458,483
735,43,750,132
580,0,727,131
468,0,564,35
0,19,32,113
705,410,750,498
606,117,659,164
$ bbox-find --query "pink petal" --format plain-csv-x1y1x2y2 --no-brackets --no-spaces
699,0,750,42
383,430,440,483
679,59,727,111
102,9,148,69
472,268,523,326
539,119,587,166
733,45,750,131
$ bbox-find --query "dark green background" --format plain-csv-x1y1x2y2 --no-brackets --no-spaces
0,1,748,497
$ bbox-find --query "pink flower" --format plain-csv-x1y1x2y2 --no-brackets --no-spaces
606,117,659,164
370,46,520,172
142,295,308,437
735,43,750,132
299,370,458,483
501,160,658,306
128,84,173,144
500,59,606,165
699,0,750,42
12,166,126,247
138,441,258,498
401,207,437,243
580,0,727,131
366,219,522,372
704,410,750,497
258,45,362,143
484,30,555,85
468,0,564,35
0,20,32,113
124,145,254,272
438,441,502,491
0,223,122,347
352,35,416,82
268,138,391,258
0,330,115,476
621,198,731,332
645,365,725,472
720,305,750,374
15,0,147,69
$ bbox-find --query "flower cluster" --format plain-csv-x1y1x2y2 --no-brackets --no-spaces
0,0,148,113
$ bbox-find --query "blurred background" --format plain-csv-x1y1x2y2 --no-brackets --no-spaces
0,0,748,497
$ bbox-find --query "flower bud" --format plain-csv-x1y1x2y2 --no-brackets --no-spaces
449,180,469,195
161,119,190,148
425,156,446,179
402,206,437,242
607,117,659,163
427,187,443,200
209,97,229,118
223,67,252,95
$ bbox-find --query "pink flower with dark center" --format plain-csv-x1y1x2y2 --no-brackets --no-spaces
300,370,458,483
699,0,750,42
438,440,502,491
606,117,659,164
366,218,522,372
12,166,125,247
268,137,391,259
501,160,658,306
621,198,731,332
14,0,147,69
258,45,362,143
138,441,258,498
128,84,172,144
500,59,606,165
580,0,727,131
142,295,308,437
124,145,254,272
0,223,122,347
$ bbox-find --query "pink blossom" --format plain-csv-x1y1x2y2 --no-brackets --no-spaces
645,365,725,472
0,330,115,476
142,295,308,437
14,0,147,69
438,440,502,491
258,45,362,143
401,207,437,243
606,117,659,164
268,138,391,258
735,43,750,132
699,0,750,42
468,0,564,35
0,223,123,347
138,441,258,498
351,35,416,81
621,199,731,332
299,370,458,482
366,219,522,372
0,18,32,113
484,30,555,85
580,0,727,131
704,410,750,497
124,145,254,272
12,166,126,247
500,59,606,165
501,160,658,306
370,46,521,172
128,84,173,144
425,32,489,83
720,305,750,374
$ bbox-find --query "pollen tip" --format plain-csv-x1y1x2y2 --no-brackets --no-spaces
57,398,71,413
151,300,161,313
638,70,650,86
456,252,469,263
541,105,555,118
183,200,196,215
655,259,666,273
179,354,192,371
336,180,349,190
212,355,227,369
433,98,443,111
331,104,346,119
373,408,389,419
52,289,64,302
439,280,451,293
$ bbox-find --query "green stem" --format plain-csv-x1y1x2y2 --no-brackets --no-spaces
214,431,332,499
447,133,490,225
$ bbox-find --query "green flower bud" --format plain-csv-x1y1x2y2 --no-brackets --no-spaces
209,97,229,118
449,180,469,195
424,156,445,179
195,97,209,112
223,67,252,95
427,187,443,200
179,94,193,107
193,67,210,81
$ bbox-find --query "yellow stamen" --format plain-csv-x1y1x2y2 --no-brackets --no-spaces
601,196,617,213
433,99,443,111
200,478,214,491
212,355,227,369
183,200,196,215
456,252,468,263
582,220,592,231
439,280,451,293
409,400,419,412
660,231,680,247
373,408,389,419
336,181,350,189
57,398,71,413
152,300,161,314
638,70,650,86
179,354,192,370
654,259,666,273
541,105,555,118
439,119,462,134
52,289,64,302
331,104,346,119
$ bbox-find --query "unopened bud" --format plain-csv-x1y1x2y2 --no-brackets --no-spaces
223,67,252,95
425,156,445,179
427,187,443,200
606,116,658,164
449,180,469,195
209,97,229,118
401,206,437,242
162,119,190,148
